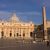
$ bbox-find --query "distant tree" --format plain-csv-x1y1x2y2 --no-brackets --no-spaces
33,24,44,38
37,24,43,31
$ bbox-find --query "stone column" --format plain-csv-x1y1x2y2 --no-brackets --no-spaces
42,6,48,41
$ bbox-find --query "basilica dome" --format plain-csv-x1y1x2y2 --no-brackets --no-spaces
10,13,19,22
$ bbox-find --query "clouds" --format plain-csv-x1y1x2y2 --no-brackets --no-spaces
16,11,42,22
16,11,41,16
0,11,41,18
0,4,7,8
0,11,42,23
0,0,45,24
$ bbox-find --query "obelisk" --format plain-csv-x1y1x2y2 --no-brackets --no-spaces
42,6,48,41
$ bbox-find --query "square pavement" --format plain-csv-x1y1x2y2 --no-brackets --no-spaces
0,39,50,50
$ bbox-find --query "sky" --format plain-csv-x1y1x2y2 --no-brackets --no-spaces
0,0,50,24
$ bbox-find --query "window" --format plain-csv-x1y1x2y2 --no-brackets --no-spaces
17,33,18,36
30,32,32,37
2,23,4,25
10,33,12,37
23,33,25,37
1,31,4,37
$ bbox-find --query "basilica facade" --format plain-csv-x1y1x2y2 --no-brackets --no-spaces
0,13,34,39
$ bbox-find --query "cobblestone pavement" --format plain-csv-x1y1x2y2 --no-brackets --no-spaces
0,39,50,50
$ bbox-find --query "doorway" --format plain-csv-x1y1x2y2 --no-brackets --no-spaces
1,31,4,38
10,33,12,37
30,32,33,37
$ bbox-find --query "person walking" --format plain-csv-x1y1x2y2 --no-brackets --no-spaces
46,40,49,46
